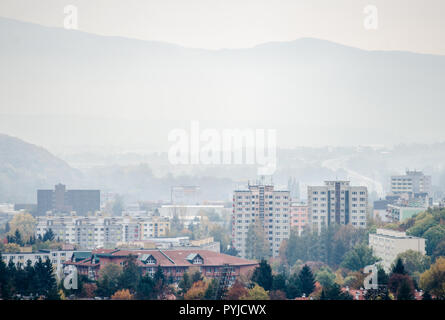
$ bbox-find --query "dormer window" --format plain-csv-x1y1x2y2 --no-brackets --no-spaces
186,253,204,265
140,254,157,265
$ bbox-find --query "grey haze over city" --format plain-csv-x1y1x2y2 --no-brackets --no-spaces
1,1,445,204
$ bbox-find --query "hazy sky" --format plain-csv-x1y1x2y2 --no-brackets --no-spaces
0,0,444,54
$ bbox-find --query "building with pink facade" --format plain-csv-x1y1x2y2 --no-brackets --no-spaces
290,202,308,235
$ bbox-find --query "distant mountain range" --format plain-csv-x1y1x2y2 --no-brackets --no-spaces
0,134,80,203
1,17,445,151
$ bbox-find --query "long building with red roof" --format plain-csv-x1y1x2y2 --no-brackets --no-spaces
63,249,258,282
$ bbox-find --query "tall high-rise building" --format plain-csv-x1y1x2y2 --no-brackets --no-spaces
37,184,100,216
390,170,432,196
307,181,368,234
232,183,290,258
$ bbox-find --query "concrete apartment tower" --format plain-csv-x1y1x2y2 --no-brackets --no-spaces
307,181,368,234
232,182,290,258
390,170,432,196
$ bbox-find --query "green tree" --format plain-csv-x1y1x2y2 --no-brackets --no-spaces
178,272,192,296
298,265,315,296
0,254,13,299
395,250,430,276
391,258,407,275
319,283,352,300
118,255,141,292
423,225,445,255
251,259,273,291
419,256,445,299
204,278,218,300
96,263,123,297
285,272,302,299
136,274,155,300
42,229,55,242
340,243,377,271
315,267,336,288
271,273,287,292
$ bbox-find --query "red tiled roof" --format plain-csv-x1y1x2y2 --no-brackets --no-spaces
65,249,258,268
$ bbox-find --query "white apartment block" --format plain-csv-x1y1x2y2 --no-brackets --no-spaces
391,170,431,195
1,250,75,274
232,184,290,258
307,181,368,234
369,228,426,271
36,213,169,250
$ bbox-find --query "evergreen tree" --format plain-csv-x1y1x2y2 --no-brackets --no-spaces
392,258,407,275
191,271,203,284
285,273,302,299
377,266,389,286
24,259,36,295
271,273,287,292
14,229,23,246
251,259,273,291
204,279,218,300
178,272,192,295
153,267,167,299
43,258,60,300
319,283,352,300
0,253,13,299
298,265,315,296
42,229,55,242
118,255,140,292
136,274,155,300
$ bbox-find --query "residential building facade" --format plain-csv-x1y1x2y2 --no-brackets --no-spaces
307,181,368,234
232,183,290,258
290,202,308,235
390,170,432,196
35,212,170,249
369,228,426,271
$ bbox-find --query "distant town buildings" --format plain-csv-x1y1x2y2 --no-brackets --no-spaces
159,204,230,227
35,212,170,249
170,185,201,205
64,249,258,282
307,181,368,234
37,183,100,216
116,236,220,253
390,170,431,196
369,228,426,271
232,183,290,258
386,204,425,222
290,202,308,235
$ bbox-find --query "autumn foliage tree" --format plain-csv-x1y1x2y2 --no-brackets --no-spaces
225,280,248,300
240,284,269,300
111,289,134,300
420,256,445,299
184,280,208,300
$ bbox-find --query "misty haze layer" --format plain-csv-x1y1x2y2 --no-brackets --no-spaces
1,18,445,153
